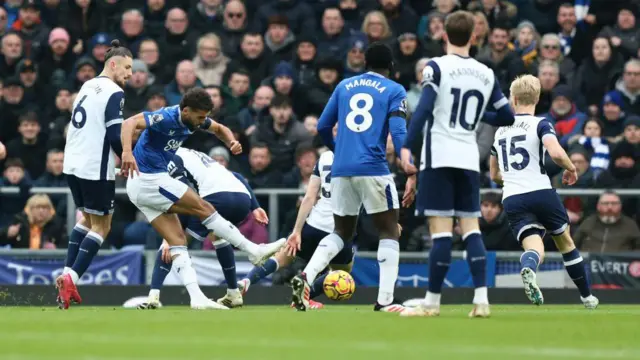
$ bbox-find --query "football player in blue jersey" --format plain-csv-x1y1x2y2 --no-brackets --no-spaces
290,42,416,312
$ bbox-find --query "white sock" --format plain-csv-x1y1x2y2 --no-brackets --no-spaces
202,212,260,255
69,269,79,284
425,291,441,307
473,286,489,305
63,266,71,275
304,233,344,283
227,288,241,296
377,239,400,306
149,289,160,300
169,246,207,303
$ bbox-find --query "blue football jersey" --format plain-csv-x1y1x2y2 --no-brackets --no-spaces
133,105,210,174
317,72,407,177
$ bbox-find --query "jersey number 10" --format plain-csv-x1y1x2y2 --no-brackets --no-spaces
449,88,485,131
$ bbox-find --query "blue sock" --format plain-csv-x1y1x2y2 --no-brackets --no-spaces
562,248,591,298
151,249,172,290
246,258,278,285
310,273,328,299
464,231,487,288
520,249,541,272
65,225,88,268
71,231,103,278
215,242,237,289
428,234,452,294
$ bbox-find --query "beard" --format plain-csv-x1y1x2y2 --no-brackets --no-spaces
599,215,619,224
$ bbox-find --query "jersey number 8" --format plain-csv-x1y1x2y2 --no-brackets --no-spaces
449,88,485,131
71,95,89,129
346,93,374,132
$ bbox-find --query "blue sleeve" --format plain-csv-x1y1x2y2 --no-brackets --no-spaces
105,91,124,156
403,86,436,150
388,86,408,158
143,107,172,132
317,86,340,150
537,120,557,140
481,77,514,126
232,172,260,210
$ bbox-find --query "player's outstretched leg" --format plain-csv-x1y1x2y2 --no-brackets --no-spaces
213,239,243,308
370,210,405,313
552,230,598,309
241,249,294,294
138,246,171,309
520,233,545,306
459,223,490,318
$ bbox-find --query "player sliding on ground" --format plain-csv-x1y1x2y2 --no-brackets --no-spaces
137,147,282,309
119,89,284,310
57,40,133,309
400,11,515,318
489,75,599,309
290,42,416,313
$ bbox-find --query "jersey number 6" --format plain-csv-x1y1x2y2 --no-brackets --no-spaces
71,95,89,129
346,93,374,132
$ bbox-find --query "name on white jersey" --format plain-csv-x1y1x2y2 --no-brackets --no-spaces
497,121,532,136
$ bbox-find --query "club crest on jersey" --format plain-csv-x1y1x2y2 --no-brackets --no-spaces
422,66,434,85
119,98,125,116
399,98,408,114
164,139,183,151
150,114,164,125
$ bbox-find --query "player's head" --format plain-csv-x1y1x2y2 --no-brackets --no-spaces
180,88,214,130
509,75,541,108
444,11,475,47
364,42,394,75
104,39,133,88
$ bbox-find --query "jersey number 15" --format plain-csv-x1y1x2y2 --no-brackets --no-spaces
449,88,485,131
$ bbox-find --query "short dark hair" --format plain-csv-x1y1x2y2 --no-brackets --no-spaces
18,111,39,124
4,158,25,170
268,14,289,27
243,32,263,40
481,192,502,207
295,145,317,162
230,68,251,79
365,42,394,71
180,88,213,112
445,10,475,46
491,22,511,34
559,2,574,10
270,94,292,109
104,39,132,62
251,142,270,152
47,148,64,156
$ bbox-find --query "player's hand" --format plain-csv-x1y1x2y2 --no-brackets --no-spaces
228,140,242,155
253,208,269,225
562,169,578,186
397,223,403,235
400,148,417,175
120,151,140,178
285,232,302,257
161,240,172,263
0,141,6,160
402,175,417,208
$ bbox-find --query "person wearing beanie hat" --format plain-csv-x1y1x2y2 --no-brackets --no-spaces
292,34,317,86
145,85,168,112
71,56,97,91
395,31,423,89
0,76,27,143
544,84,587,147
268,61,309,119
16,58,43,108
123,59,152,118
39,27,77,86
599,5,640,61
307,56,343,115
49,27,70,47
622,115,640,147
88,33,114,69
265,14,297,64
343,32,367,79
514,21,538,68
600,90,628,139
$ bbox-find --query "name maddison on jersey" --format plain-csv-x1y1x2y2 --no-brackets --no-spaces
345,78,387,93
448,67,491,86
497,121,532,136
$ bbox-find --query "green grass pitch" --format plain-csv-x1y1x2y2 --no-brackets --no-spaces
1,305,638,360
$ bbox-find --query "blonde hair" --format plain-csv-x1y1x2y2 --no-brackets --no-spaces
361,11,392,40
25,194,54,224
198,33,221,51
510,75,541,106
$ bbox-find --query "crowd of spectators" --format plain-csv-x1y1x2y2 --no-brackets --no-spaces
0,0,639,254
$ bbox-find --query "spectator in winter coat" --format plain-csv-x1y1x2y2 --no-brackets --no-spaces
0,77,28,144
61,0,102,47
394,32,424,90
619,115,640,151
193,33,230,87
477,24,528,96
599,5,640,61
37,27,76,88
245,143,283,189
218,0,248,60
566,118,611,177
535,60,561,115
407,58,430,114
164,60,202,106
554,149,596,225
137,39,162,84
575,191,640,252
556,2,592,67
361,11,393,46
543,85,587,147
317,7,348,59
528,33,576,86
236,85,274,136
290,35,317,87
159,8,199,82
227,32,275,89
33,149,66,214
0,33,23,80
0,194,67,249
117,9,145,50
188,0,224,35
45,85,72,142
123,60,152,118
421,12,446,58
610,59,640,116
595,142,640,217
0,159,32,227
378,0,419,36
282,145,318,189
252,0,316,36
17,59,46,109
600,91,627,140
264,15,296,64
339,0,367,35
343,33,367,79
470,11,490,57
69,56,97,92
467,0,517,29
307,57,342,116
5,111,48,179
479,192,519,251
265,61,309,119
12,0,50,60
514,21,539,69
143,0,168,39
222,68,253,115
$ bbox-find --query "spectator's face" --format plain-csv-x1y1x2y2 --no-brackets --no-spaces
241,35,264,59
297,42,316,62
570,153,589,175
322,9,344,36
269,105,293,125
147,94,166,111
47,152,64,176
166,9,188,35
298,151,317,177
429,17,444,38
253,87,273,109
2,34,23,60
0,9,8,31
340,0,357,9
51,39,69,56
399,37,418,56
473,14,487,38
206,87,223,109
129,69,148,89
583,120,601,137
623,63,640,91
77,64,97,83
75,0,90,9
624,124,640,144
347,47,365,67
93,44,109,62
20,70,37,87
199,38,220,63
224,1,246,30
30,202,53,224
540,39,561,60
436,0,456,13
274,76,293,94
122,12,144,37
176,62,196,87
19,8,39,27
147,0,165,12
56,90,71,111
367,16,386,40
551,96,571,115
557,6,577,32
603,103,621,121
517,27,534,49
490,29,508,51
618,10,636,30
597,193,622,222
212,155,228,168
3,166,25,184
615,156,635,169
139,41,159,66
379,0,400,11
480,201,501,223
319,68,338,85
592,38,611,63
19,120,40,141
249,147,271,172
538,66,559,91
202,0,223,6
229,73,250,96
482,0,497,10
304,115,318,135
268,24,289,44
4,85,24,104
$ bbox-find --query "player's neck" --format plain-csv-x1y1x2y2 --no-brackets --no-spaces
446,44,470,58
513,105,536,115
367,68,390,78
99,70,115,82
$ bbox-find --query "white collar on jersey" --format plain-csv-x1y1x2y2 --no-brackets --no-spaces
366,71,384,78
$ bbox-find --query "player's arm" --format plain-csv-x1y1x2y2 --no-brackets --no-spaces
120,112,148,177
203,118,242,155
292,173,321,235
317,87,340,150
104,91,125,156
489,146,503,186
388,86,409,159
481,77,515,127
539,120,578,185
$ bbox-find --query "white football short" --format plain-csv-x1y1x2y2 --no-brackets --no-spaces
126,172,189,222
331,175,399,216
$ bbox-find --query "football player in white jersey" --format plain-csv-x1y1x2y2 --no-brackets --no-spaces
489,75,598,309
57,40,133,309
400,11,515,318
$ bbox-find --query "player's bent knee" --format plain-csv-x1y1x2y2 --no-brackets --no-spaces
458,217,480,234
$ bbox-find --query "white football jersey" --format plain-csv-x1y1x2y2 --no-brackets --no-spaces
306,151,334,233
174,148,249,198
420,55,509,172
492,114,557,200
63,76,124,181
